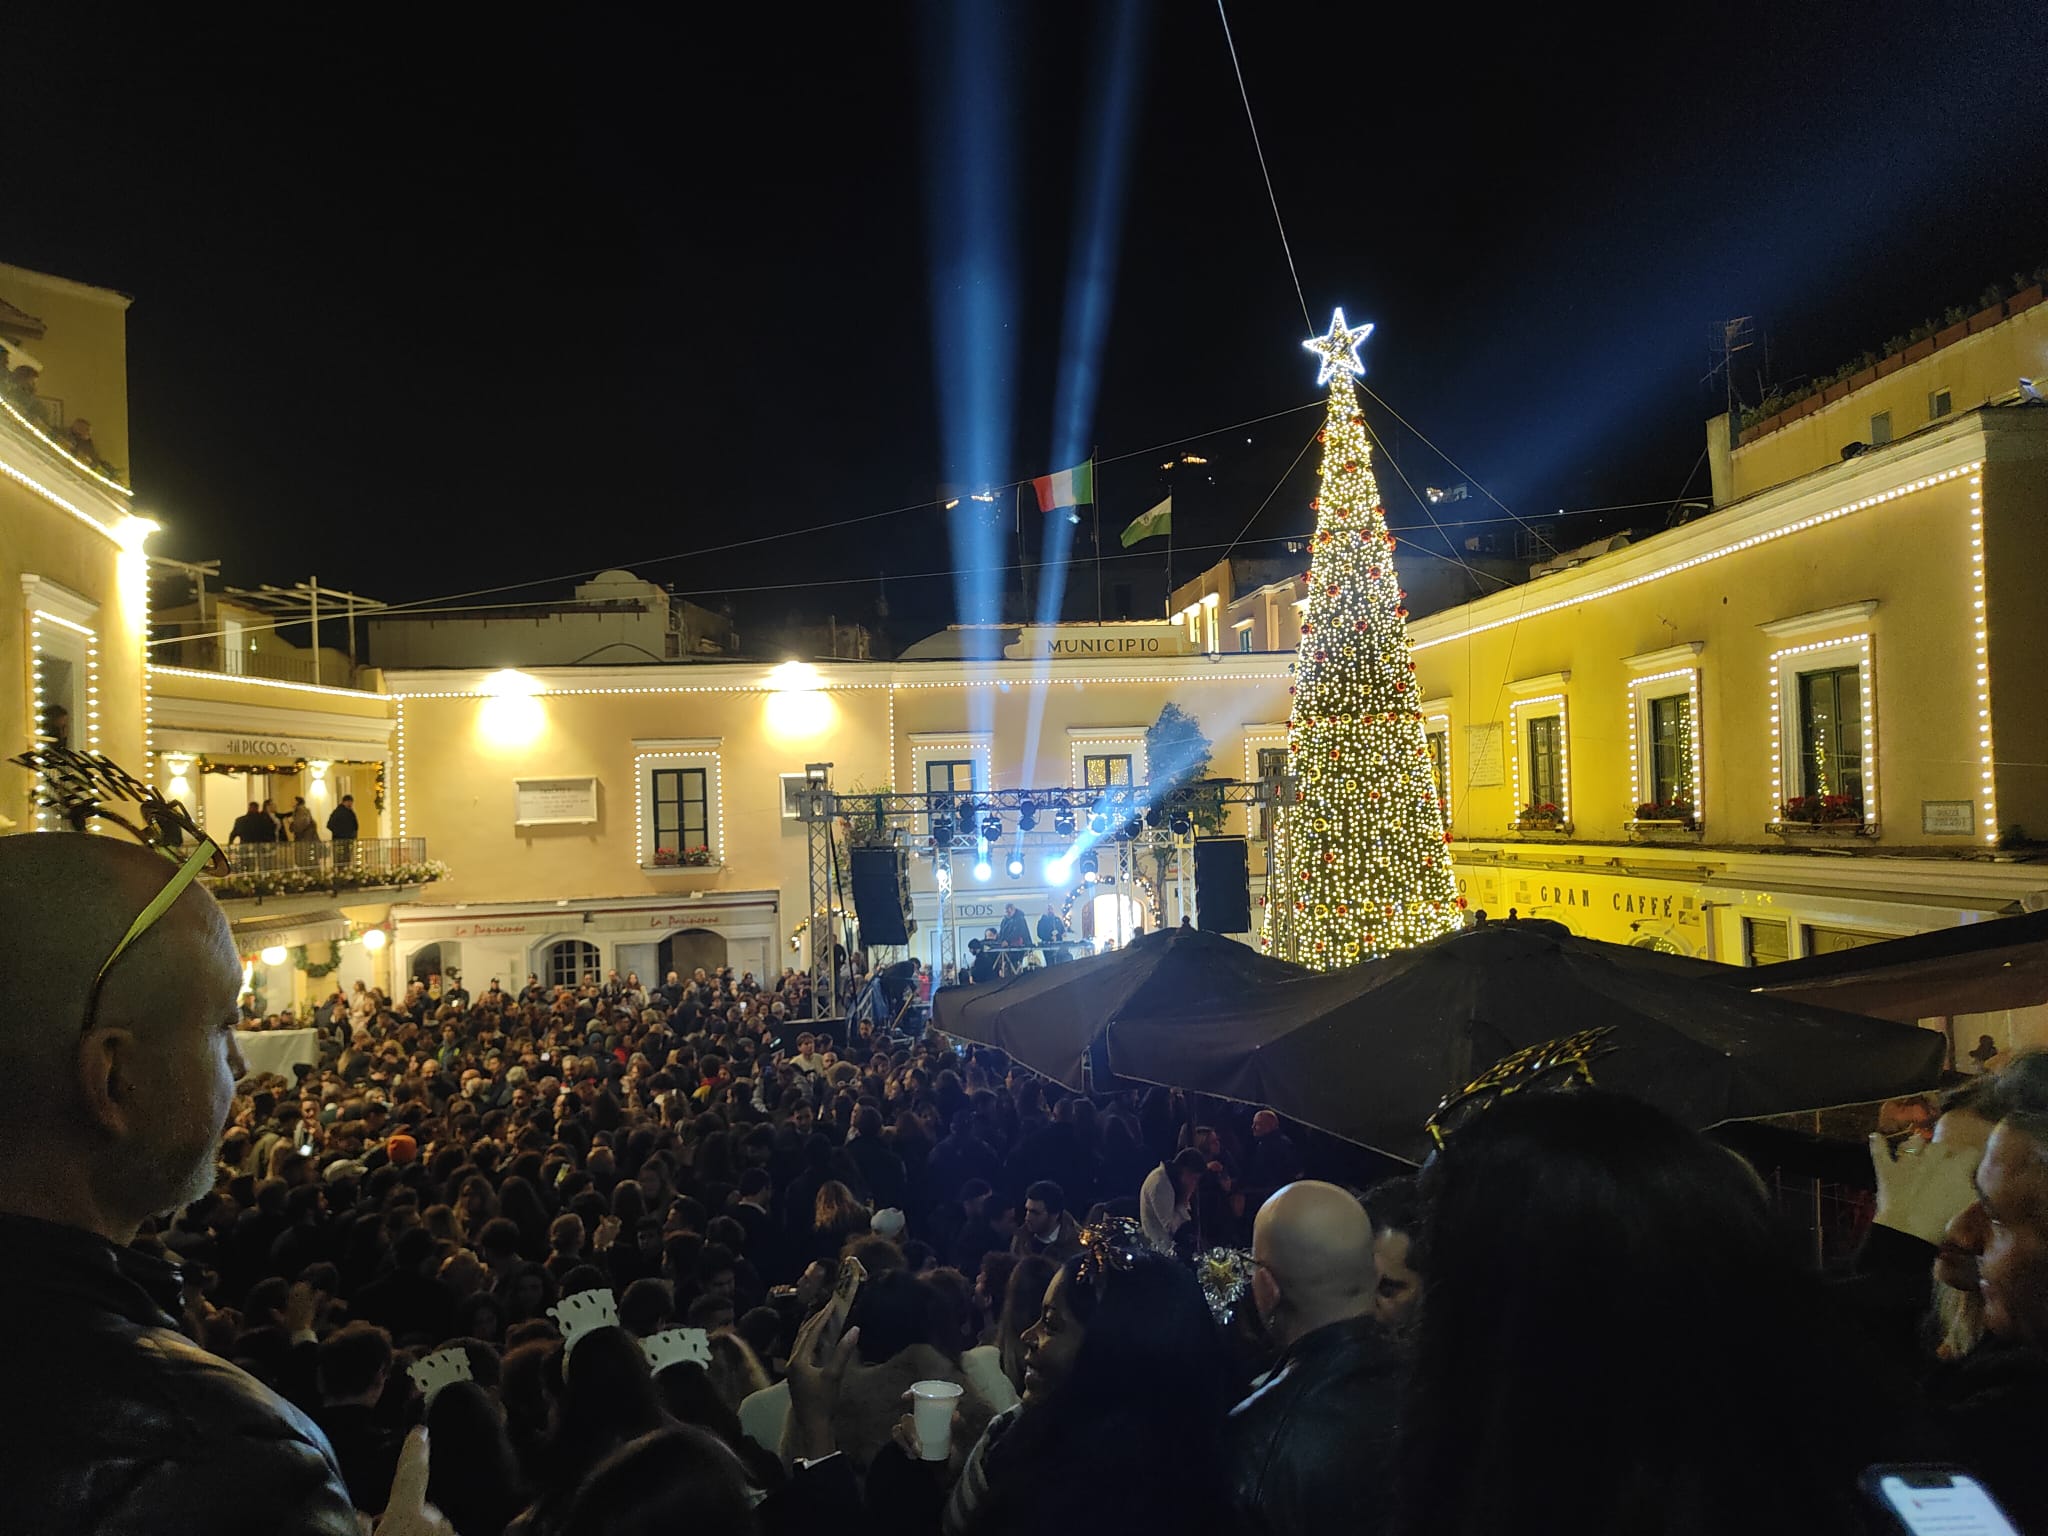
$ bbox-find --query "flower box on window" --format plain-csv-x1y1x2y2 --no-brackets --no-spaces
646,844,721,871
1770,795,1867,835
1512,801,1570,834
1631,800,1698,830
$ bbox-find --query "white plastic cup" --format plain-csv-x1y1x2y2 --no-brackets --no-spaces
908,1378,965,1461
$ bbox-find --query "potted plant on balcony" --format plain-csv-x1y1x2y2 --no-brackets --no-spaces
651,847,679,867
1969,284,2007,334
1515,800,1566,833
1777,794,1863,828
1633,798,1697,830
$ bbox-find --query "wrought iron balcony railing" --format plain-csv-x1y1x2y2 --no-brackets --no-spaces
201,836,444,898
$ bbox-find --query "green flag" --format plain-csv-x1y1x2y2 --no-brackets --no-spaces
1120,496,1172,548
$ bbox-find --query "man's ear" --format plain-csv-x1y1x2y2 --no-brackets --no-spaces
77,1027,140,1138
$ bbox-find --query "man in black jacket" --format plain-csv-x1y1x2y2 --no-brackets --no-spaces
229,799,276,845
0,834,364,1534
1228,1179,1405,1536
324,793,359,867
845,1104,907,1212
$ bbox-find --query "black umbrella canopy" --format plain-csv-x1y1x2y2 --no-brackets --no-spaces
1104,922,1946,1163
931,924,1309,1088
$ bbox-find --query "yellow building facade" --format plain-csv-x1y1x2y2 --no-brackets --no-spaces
381,652,1293,991
13,253,2048,1062
1412,406,2048,1015
1720,288,2048,504
1,266,152,834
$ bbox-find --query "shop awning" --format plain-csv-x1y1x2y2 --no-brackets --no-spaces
1743,909,2048,1022
230,910,350,952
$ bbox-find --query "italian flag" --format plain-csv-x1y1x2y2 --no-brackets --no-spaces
1031,458,1094,513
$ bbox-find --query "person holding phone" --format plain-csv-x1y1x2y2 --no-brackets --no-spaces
1925,1100,2048,1530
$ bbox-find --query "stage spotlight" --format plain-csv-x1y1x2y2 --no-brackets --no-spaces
1145,805,1165,829
1018,800,1038,832
1079,850,1099,882
973,858,993,881
1089,812,1108,835
1007,852,1024,878
981,812,1005,843
1119,818,1142,841
1053,804,1077,837
1168,809,1192,836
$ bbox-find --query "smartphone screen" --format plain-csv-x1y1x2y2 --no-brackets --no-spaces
1870,1469,2019,1536
832,1254,867,1311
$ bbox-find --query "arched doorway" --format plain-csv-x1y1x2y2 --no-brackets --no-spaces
659,927,729,981
411,941,460,984
541,939,600,990
1084,891,1145,953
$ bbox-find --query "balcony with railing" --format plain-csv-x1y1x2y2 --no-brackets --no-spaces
155,632,373,690
202,836,445,900
171,635,324,685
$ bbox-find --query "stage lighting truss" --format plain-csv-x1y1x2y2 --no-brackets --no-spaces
884,781,1262,859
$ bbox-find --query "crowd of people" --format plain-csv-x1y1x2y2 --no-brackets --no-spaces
9,830,2048,1534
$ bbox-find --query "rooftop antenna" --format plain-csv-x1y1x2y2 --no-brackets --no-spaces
1705,316,1755,424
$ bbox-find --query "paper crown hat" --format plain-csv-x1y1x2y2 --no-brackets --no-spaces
640,1327,713,1375
407,1347,475,1407
547,1288,620,1358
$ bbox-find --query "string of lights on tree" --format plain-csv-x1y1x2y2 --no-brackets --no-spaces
1262,310,1463,967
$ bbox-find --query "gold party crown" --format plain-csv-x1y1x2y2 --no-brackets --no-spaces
1424,1026,1616,1149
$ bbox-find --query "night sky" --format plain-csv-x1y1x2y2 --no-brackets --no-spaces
10,5,2046,645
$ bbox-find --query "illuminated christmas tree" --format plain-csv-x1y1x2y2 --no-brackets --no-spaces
1262,310,1462,968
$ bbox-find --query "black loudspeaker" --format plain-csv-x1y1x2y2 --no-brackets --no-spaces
1193,838,1251,933
849,848,910,947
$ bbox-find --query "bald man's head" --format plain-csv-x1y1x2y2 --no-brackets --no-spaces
0,834,245,1239
1251,1179,1377,1346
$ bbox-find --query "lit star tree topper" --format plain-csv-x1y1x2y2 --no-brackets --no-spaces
1262,310,1463,968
